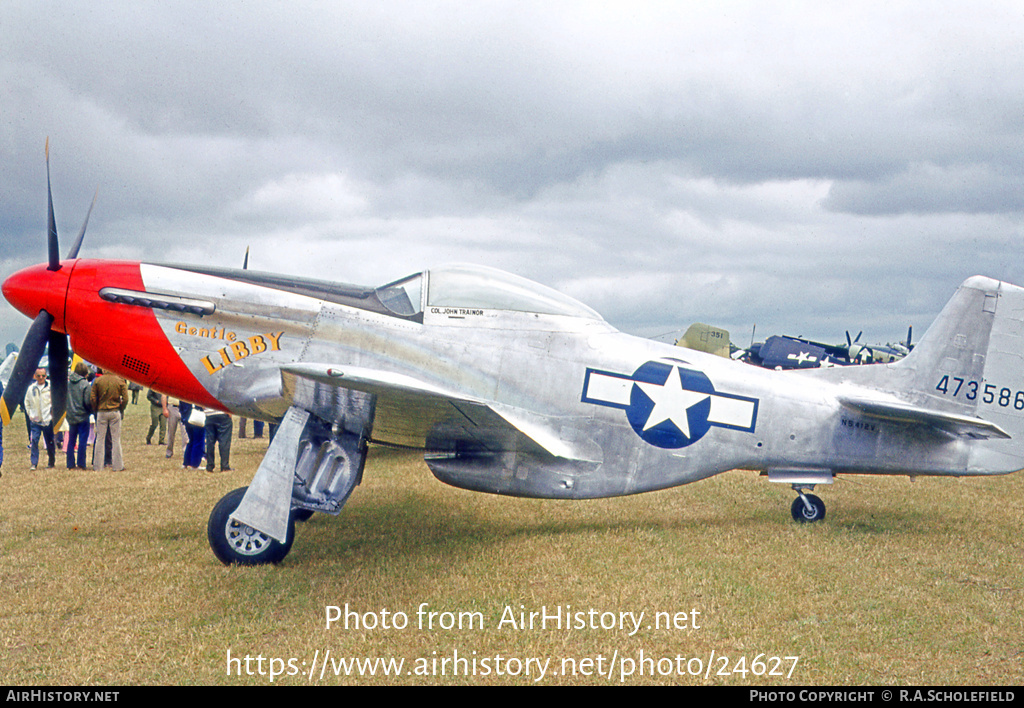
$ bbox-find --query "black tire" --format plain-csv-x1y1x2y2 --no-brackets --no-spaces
208,487,295,565
293,508,315,522
791,494,826,523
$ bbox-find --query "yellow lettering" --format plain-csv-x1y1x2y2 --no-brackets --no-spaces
189,327,197,336
202,355,225,375
175,321,187,334
230,341,250,361
198,328,210,338
266,331,284,351
197,330,285,373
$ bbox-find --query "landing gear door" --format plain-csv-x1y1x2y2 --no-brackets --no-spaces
230,407,311,542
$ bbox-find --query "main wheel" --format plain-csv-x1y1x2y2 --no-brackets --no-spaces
208,487,295,565
293,508,315,522
791,494,826,523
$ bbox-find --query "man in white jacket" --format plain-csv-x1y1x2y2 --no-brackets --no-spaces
25,368,55,470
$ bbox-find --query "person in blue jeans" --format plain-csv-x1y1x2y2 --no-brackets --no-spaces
25,368,55,470
65,362,92,469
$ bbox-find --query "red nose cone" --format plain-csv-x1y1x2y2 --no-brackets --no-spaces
2,262,72,331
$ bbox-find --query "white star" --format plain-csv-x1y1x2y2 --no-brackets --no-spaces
634,366,711,439
788,351,818,365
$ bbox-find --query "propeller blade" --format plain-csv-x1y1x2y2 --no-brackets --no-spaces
243,246,250,270
48,330,69,431
65,189,96,259
45,139,61,272
0,310,54,425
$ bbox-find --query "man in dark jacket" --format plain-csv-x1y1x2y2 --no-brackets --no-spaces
205,410,232,472
66,362,92,469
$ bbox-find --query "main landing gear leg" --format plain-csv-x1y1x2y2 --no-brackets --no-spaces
790,485,826,523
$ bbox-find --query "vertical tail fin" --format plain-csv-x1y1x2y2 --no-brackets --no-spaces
898,276,1001,411
820,276,1024,473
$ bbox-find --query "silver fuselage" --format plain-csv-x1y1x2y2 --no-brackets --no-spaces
106,263,1014,501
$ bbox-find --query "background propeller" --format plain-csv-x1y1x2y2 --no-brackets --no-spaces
65,190,95,261
1,311,54,425
0,140,90,430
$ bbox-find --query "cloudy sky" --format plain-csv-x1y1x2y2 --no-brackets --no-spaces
2,1,1023,353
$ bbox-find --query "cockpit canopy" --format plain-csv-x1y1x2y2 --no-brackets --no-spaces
375,264,602,320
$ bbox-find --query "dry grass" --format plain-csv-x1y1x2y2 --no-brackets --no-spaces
1,404,1022,685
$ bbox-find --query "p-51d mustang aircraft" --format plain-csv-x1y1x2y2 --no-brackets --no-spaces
4,147,1024,565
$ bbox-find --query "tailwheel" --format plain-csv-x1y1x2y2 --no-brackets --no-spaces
790,493,826,523
208,487,295,565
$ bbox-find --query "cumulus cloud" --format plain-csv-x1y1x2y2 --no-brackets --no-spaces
2,1,1023,350
824,163,1024,215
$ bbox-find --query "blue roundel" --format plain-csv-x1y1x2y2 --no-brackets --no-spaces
625,360,714,449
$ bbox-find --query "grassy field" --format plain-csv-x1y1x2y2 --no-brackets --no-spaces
1,403,1022,685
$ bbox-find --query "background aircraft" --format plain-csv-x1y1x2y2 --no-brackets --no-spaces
742,329,915,369
678,324,914,370
0,350,18,389
674,322,733,359
4,148,1023,565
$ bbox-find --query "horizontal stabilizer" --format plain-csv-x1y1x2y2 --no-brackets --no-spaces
839,395,1010,440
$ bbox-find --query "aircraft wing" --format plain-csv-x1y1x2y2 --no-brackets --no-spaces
280,363,601,462
838,395,1010,440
